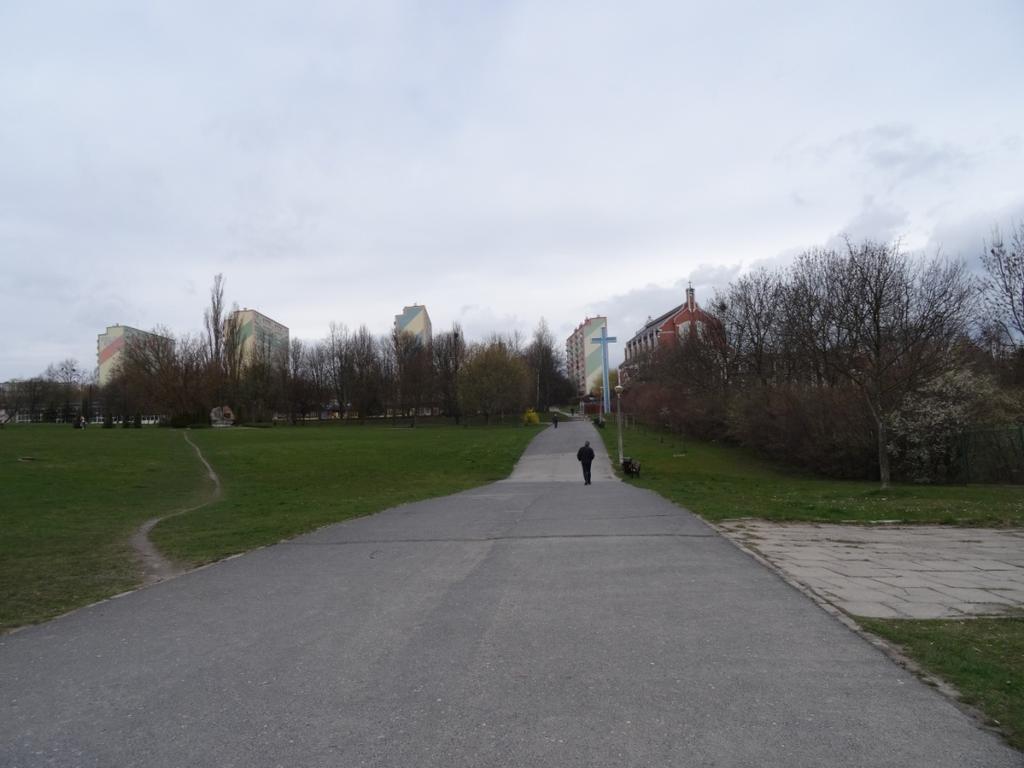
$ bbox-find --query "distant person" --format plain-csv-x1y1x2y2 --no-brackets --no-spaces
552,414,559,429
576,440,595,485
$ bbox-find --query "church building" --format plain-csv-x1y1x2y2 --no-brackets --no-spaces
622,285,719,374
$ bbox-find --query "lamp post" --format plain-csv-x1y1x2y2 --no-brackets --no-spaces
615,384,624,464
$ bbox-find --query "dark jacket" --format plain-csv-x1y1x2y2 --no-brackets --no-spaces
576,445,595,465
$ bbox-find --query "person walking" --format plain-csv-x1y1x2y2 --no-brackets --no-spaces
576,440,595,485
552,414,559,429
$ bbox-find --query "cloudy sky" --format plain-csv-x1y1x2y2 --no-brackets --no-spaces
2,1,1023,380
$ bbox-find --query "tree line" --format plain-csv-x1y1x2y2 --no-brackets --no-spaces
0,359,96,426
624,227,1024,485
1,275,576,427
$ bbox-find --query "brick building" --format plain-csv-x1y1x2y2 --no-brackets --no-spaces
621,285,719,378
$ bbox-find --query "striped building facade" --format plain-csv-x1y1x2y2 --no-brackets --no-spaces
97,325,168,386
229,309,290,369
566,316,608,397
394,305,432,346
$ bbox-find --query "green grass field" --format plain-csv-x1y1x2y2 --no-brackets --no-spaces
151,423,539,564
859,617,1024,750
600,423,1024,526
1,422,539,631
1,426,209,630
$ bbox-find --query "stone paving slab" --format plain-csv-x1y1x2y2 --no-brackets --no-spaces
716,521,1024,619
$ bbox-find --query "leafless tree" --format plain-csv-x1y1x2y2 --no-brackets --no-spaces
349,325,383,420
204,275,226,365
718,268,784,386
388,328,433,424
433,324,465,422
286,338,309,423
203,274,227,400
980,221,1024,346
810,240,974,486
325,322,351,415
116,328,198,421
44,358,82,421
524,318,574,411
222,303,244,407
782,249,847,388
305,340,332,417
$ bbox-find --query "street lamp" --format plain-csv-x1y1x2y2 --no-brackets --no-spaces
615,384,624,464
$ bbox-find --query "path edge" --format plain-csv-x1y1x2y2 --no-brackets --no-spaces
708,519,1014,749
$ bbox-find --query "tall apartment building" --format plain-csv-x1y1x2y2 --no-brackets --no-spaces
565,316,608,397
394,304,432,346
97,325,169,386
228,308,290,368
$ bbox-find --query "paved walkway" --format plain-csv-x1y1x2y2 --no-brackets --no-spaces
718,521,1024,619
1,422,1020,767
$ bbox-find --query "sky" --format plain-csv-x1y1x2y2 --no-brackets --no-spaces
2,1,1023,380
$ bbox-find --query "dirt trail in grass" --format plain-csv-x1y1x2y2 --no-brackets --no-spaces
129,431,222,584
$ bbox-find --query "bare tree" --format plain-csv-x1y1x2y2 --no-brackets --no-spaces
388,328,433,425
433,324,465,422
237,332,285,423
287,338,310,423
204,274,227,401
349,325,383,420
782,249,848,388
21,377,48,421
305,340,332,418
718,268,784,387
116,328,203,423
44,359,82,422
524,318,574,411
325,322,351,416
222,304,244,407
980,221,1024,346
814,241,974,486
204,275,226,364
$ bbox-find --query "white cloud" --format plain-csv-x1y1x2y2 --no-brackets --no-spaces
2,1,1023,378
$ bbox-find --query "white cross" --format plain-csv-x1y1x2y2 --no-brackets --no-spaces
591,325,617,416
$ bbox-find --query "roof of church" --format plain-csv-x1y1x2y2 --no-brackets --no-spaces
628,294,721,343
630,302,688,340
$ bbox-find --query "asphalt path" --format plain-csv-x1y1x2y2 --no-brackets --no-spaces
2,421,1020,766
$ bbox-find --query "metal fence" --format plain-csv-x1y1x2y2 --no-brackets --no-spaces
957,426,1024,484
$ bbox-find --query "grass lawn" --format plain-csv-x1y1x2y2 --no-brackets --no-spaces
859,617,1024,750
151,423,539,564
1,422,539,631
599,423,1024,526
0,425,208,631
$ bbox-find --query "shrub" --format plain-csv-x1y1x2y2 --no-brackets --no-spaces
888,370,1023,483
728,385,874,479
